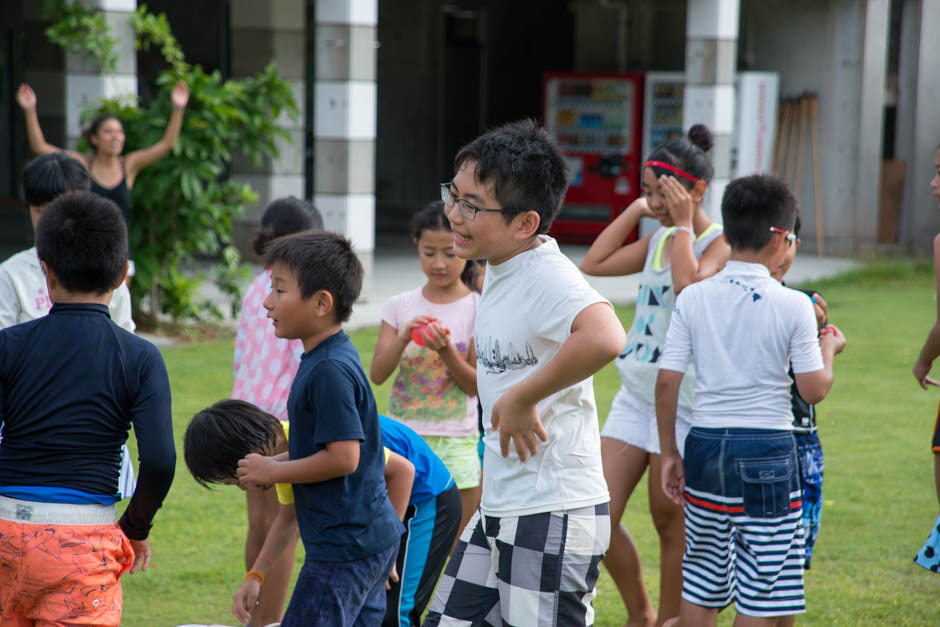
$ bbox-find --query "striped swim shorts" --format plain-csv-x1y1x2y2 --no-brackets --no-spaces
681,427,805,618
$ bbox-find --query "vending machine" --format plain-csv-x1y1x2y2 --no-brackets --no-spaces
643,72,685,162
542,71,644,243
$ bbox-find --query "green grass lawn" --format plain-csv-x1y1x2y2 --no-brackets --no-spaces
122,261,940,626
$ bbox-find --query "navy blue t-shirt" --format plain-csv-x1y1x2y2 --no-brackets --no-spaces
379,415,454,506
0,303,175,540
288,330,403,562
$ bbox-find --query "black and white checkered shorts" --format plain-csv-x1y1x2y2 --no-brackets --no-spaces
423,503,610,626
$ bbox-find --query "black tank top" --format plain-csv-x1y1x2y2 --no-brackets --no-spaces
88,157,131,226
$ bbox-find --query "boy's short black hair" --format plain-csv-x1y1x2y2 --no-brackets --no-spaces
35,190,128,294
253,196,324,256
454,118,569,235
721,174,798,252
184,399,281,488
264,230,363,322
23,152,91,208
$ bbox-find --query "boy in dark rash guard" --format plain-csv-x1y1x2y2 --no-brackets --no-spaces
0,190,175,626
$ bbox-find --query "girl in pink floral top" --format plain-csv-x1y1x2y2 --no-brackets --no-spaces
371,201,480,535
231,196,321,627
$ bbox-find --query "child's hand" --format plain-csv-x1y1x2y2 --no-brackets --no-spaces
237,453,278,487
385,562,400,590
819,324,846,355
811,293,828,329
126,538,151,574
421,321,452,352
659,175,695,227
660,453,686,506
914,359,940,389
232,578,261,624
491,386,548,461
398,315,436,343
627,196,657,220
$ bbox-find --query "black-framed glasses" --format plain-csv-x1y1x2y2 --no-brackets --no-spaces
769,226,797,247
440,183,518,221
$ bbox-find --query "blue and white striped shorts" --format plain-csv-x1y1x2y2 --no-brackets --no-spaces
681,427,805,618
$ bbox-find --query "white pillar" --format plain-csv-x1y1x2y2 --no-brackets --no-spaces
230,0,306,256
683,0,739,221
897,0,940,252
854,0,890,254
313,0,377,297
64,0,138,149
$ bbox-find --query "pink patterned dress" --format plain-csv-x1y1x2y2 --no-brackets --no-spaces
232,270,304,419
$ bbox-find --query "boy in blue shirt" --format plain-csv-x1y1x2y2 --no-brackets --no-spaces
231,230,404,626
184,402,462,627
0,190,175,626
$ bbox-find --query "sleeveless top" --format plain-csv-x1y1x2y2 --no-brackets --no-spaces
617,223,724,409
89,157,131,226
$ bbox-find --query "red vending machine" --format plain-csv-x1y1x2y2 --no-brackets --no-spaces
543,71,644,243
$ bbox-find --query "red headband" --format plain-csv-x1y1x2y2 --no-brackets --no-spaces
644,161,699,184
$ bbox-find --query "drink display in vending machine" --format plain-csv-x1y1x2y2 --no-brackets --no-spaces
543,71,644,243
643,72,685,161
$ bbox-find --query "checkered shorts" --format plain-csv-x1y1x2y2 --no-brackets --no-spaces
423,503,610,626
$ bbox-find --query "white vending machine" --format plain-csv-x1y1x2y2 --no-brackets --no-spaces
731,72,779,177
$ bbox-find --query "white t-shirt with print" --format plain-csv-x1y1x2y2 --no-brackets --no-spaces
0,247,135,332
658,260,823,430
476,236,610,517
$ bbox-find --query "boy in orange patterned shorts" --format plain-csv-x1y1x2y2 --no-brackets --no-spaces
0,190,175,626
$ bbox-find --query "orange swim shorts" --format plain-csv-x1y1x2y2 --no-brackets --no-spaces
0,500,133,627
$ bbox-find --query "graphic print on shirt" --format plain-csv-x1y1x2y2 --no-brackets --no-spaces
619,282,673,365
34,287,52,313
389,341,470,423
475,335,538,374
726,277,763,301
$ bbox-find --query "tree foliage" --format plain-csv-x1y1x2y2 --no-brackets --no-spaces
45,2,299,324
42,0,119,74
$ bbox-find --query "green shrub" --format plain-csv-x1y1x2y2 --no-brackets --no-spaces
44,1,299,324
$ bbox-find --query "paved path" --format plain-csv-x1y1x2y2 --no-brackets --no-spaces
141,241,861,346
343,242,860,331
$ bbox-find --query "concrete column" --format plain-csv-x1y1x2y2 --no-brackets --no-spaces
230,0,306,255
683,0,738,221
897,0,940,252
854,0,890,254
64,0,138,149
312,0,377,296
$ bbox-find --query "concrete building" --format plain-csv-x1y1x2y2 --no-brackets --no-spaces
1,0,937,269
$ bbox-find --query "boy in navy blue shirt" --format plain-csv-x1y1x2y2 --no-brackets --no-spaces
0,190,175,626
231,230,403,626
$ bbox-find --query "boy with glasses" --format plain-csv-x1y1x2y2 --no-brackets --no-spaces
425,119,626,626
656,174,845,625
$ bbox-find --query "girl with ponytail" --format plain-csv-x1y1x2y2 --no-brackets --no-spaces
580,125,730,626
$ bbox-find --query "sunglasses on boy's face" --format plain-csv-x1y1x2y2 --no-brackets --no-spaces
440,183,519,221
769,226,797,247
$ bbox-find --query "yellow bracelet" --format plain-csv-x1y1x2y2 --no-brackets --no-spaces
245,569,264,585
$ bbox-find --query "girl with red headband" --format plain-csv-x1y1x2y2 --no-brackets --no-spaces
580,124,730,626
